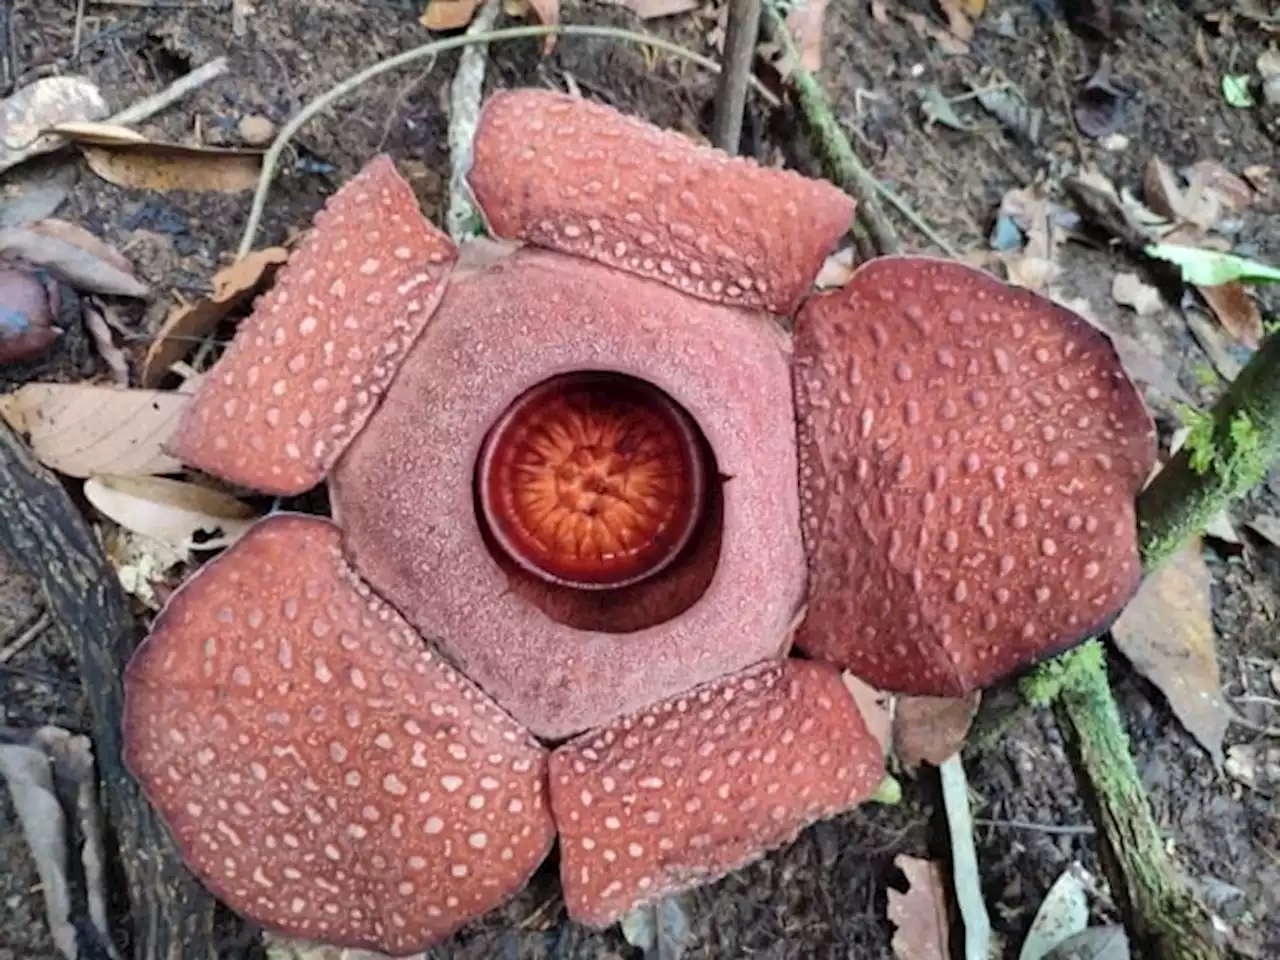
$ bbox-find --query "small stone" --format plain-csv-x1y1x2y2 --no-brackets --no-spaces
238,115,277,147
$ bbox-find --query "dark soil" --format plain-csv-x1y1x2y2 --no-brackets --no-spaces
2,0,1279,958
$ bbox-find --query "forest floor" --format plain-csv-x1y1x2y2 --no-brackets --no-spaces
1,0,1279,957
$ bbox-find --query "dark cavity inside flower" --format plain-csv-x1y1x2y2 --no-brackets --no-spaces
475,370,710,592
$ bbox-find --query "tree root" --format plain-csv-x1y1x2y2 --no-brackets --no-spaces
0,423,221,960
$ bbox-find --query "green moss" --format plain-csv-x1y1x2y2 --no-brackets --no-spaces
1021,640,1107,708
1227,410,1267,486
1178,404,1216,474
1176,403,1269,489
1191,362,1220,387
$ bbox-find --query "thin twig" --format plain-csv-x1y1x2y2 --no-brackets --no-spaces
236,24,781,259
108,55,228,125
0,611,50,663
947,81,1017,104
1230,694,1280,709
974,817,1097,836
2,1,18,95
1048,24,1086,162
91,0,213,6
711,0,761,154
446,0,503,241
72,0,88,58
874,181,960,258
376,63,436,152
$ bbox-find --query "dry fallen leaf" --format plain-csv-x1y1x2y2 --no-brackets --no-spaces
1111,272,1163,316
998,185,1063,292
901,12,970,56
612,0,699,16
48,121,147,146
82,300,129,385
815,246,857,289
1224,743,1280,792
1110,540,1230,765
51,123,264,194
0,159,78,230
1183,160,1255,212
841,672,892,755
25,218,136,275
894,692,982,767
0,383,190,477
889,855,951,960
1242,164,1271,194
0,77,108,174
1020,864,1090,960
937,0,975,40
82,144,262,194
0,224,147,297
506,0,559,25
1197,281,1263,349
141,246,288,386
421,0,481,29
1143,157,1221,232
84,474,258,553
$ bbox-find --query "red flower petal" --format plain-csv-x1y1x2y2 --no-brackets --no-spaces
331,248,808,740
792,256,1156,695
467,88,854,316
168,155,457,495
549,659,885,927
123,514,555,955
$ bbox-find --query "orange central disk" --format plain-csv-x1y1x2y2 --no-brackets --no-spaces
478,372,707,590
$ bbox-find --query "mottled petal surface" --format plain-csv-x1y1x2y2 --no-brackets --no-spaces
467,88,854,316
792,256,1156,695
331,248,807,740
549,659,884,927
123,514,555,956
168,155,457,495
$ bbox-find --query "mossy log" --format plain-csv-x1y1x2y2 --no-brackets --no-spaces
0,423,220,960
1053,644,1227,960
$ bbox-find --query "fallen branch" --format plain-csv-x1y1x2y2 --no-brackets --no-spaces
445,0,503,241
710,0,761,155
108,56,228,126
0,423,220,960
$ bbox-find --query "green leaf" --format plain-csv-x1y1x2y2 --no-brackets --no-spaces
1222,73,1256,107
1145,244,1280,286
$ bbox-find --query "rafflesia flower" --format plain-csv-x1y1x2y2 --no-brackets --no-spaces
122,89,1156,955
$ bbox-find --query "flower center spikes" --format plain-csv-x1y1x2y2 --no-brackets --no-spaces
478,372,707,590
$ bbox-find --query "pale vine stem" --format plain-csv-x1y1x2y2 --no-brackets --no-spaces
235,24,781,260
